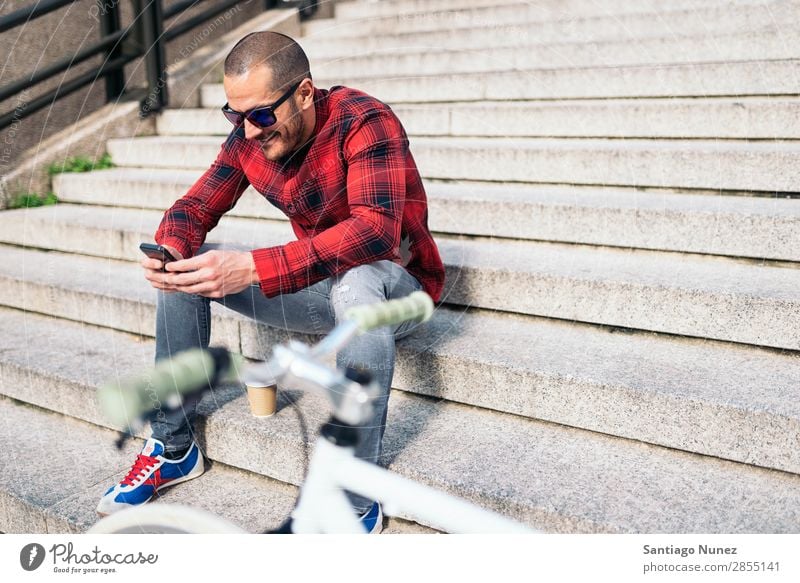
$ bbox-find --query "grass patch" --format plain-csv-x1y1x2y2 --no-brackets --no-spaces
8,191,58,209
47,153,113,176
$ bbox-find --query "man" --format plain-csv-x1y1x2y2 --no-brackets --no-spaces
96,31,445,532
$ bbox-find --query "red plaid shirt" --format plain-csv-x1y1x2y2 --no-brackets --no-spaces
155,86,445,302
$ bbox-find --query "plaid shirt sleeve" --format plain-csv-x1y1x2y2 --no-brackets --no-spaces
154,136,250,259
251,110,409,297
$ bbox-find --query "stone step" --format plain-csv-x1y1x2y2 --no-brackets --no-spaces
335,0,513,18
307,29,800,77
1,309,799,533
0,395,293,534
163,98,800,140
53,168,285,220
42,170,800,262
6,293,800,475
314,59,798,103
0,394,429,533
332,0,771,20
105,134,800,192
207,58,799,104
2,243,800,474
0,204,293,262
301,0,798,53
301,0,795,39
410,137,800,193
4,208,800,349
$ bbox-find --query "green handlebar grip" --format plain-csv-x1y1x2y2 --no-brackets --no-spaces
344,290,434,333
96,348,244,428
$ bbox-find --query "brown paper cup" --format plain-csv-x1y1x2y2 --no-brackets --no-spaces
246,383,277,417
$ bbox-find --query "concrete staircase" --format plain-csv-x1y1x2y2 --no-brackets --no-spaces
2,0,800,533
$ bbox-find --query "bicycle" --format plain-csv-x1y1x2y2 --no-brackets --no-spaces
89,291,534,534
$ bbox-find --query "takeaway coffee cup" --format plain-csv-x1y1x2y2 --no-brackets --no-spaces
246,382,278,417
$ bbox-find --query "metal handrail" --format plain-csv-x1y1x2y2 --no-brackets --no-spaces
0,0,277,131
164,0,247,42
0,29,127,104
163,0,204,20
0,0,79,34
0,53,141,130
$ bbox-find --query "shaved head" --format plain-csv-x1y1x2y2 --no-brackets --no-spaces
224,31,311,91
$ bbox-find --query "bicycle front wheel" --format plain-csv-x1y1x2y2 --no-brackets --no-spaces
88,504,247,534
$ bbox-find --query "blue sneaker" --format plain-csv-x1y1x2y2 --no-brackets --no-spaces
96,438,204,516
359,501,383,534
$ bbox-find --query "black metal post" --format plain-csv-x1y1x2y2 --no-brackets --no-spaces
137,0,168,117
98,1,126,103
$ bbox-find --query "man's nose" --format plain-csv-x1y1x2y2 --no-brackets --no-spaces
243,118,264,140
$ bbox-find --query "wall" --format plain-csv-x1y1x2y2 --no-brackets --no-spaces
0,0,274,186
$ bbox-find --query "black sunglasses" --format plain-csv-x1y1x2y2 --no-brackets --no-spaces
221,81,301,128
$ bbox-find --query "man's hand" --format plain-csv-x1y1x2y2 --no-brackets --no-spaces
159,249,257,298
141,244,184,292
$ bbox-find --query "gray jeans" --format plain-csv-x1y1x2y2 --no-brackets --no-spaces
151,243,424,513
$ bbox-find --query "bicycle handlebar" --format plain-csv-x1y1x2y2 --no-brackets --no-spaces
97,292,435,428
97,347,244,429
344,291,434,333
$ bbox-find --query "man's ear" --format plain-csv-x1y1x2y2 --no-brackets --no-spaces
298,78,315,110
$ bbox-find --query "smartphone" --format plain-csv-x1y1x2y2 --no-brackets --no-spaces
140,243,178,271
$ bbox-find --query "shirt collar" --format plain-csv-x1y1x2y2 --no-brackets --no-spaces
310,86,330,142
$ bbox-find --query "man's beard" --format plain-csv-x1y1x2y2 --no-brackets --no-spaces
261,100,304,162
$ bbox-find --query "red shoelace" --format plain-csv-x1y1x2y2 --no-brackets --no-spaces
121,454,159,487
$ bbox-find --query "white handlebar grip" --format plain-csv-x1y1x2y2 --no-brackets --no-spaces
97,348,243,427
344,291,434,333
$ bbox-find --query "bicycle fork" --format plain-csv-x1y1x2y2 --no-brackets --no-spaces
289,420,369,534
